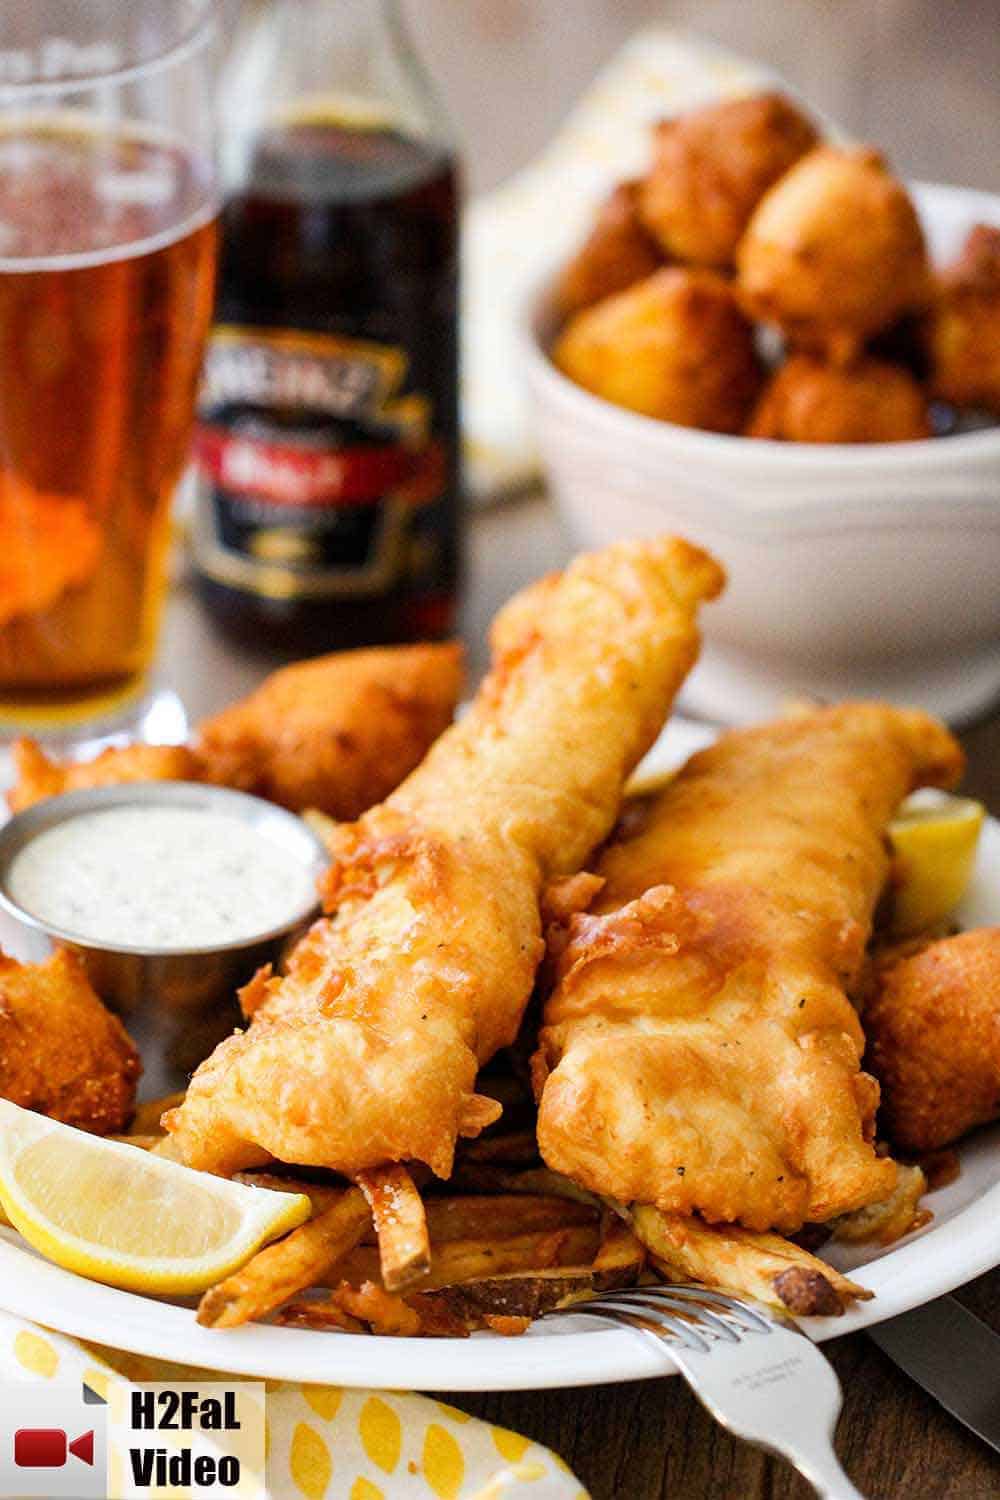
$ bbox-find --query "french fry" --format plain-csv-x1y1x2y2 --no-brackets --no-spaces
328,1282,426,1337
422,1193,596,1243
234,1171,342,1214
259,1197,601,1294
831,1164,931,1246
129,1091,185,1136
458,1130,541,1164
334,1224,601,1293
356,1164,431,1292
449,1162,599,1205
279,1250,644,1338
197,1186,370,1328
276,1298,367,1334
420,1225,598,1288
630,1204,870,1316
233,1180,594,1250
593,1216,646,1275
420,1262,639,1328
111,1134,163,1152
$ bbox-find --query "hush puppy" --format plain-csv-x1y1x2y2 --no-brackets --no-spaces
928,223,1000,414
864,929,1000,1152
553,267,762,430
738,146,929,361
639,92,818,268
746,354,931,442
554,181,663,322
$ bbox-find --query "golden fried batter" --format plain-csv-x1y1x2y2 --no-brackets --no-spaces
928,224,1000,414
746,354,931,443
553,182,663,323
196,642,463,818
8,643,463,820
553,268,762,430
534,704,962,1233
638,92,818,268
864,928,1000,1151
8,740,201,815
0,948,140,1133
737,146,929,361
164,538,725,1180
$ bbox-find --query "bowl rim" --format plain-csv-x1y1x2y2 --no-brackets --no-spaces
0,781,329,959
521,176,1000,474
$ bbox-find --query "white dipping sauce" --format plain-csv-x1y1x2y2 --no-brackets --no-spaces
8,806,316,949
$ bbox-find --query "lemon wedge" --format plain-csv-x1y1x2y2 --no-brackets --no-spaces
888,791,986,938
0,1101,310,1295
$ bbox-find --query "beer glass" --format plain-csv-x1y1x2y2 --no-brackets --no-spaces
0,2,218,732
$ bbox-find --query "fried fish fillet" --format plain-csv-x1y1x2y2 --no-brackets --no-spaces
864,928,1000,1151
534,703,962,1232
0,948,141,1133
164,537,725,1178
8,643,463,820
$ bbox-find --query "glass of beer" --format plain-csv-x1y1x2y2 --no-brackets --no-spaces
0,2,218,733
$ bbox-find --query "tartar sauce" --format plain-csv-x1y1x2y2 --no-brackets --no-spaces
8,805,316,949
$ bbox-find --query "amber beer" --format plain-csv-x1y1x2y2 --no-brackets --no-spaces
0,124,217,719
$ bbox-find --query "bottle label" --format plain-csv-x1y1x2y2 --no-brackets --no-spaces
193,325,445,599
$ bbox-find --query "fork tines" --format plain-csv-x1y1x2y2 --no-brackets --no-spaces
551,1284,779,1352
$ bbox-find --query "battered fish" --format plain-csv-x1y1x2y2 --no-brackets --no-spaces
164,537,725,1178
534,704,962,1232
8,642,463,820
0,948,141,1133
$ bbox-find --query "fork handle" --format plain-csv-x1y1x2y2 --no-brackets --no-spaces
762,1436,867,1500
666,1330,870,1500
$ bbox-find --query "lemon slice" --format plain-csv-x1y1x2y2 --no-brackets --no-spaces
0,1101,310,1295
888,791,986,938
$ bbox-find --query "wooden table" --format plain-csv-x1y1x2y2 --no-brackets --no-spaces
164,5,1000,1490
164,490,1000,1499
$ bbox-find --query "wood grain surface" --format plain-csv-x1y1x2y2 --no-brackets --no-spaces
167,7,1000,1492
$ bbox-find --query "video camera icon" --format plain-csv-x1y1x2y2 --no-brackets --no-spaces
14,1428,95,1468
0,1384,105,1498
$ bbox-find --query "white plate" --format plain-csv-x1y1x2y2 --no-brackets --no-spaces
0,727,998,1390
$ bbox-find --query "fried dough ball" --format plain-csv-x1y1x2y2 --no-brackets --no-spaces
927,224,1000,413
638,91,818,268
737,146,930,361
552,267,762,430
553,182,663,322
746,354,931,443
864,928,1000,1152
0,948,141,1134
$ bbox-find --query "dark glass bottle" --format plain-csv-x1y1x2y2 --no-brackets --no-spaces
193,0,461,652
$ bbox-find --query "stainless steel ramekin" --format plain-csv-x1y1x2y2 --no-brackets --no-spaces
0,781,329,1019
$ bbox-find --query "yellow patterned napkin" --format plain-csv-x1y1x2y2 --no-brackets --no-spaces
463,27,829,501
0,1308,585,1499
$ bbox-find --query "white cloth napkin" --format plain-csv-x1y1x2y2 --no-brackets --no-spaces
462,27,823,503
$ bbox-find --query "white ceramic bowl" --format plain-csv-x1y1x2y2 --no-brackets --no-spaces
522,181,1000,724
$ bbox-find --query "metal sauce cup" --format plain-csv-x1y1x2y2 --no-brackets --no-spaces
0,783,329,1085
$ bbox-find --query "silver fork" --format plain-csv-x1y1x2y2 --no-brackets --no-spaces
542,1284,867,1500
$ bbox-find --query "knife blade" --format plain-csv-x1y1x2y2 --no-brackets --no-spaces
869,1295,1000,1454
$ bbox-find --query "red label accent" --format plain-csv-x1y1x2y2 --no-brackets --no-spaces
69,1431,95,1466
195,426,423,507
14,1430,67,1468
